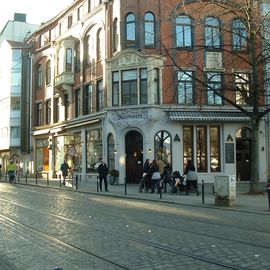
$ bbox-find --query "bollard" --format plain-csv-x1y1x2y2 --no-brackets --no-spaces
47,173,49,186
202,180,205,204
75,175,78,190
159,180,162,199
267,183,270,211
125,176,127,196
18,173,20,183
25,172,28,183
35,172,38,185
97,176,99,192
59,174,61,187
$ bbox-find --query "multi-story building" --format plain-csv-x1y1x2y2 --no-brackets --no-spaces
0,13,38,173
29,0,268,184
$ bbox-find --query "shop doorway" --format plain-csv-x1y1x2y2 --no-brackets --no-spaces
125,130,143,183
236,127,252,181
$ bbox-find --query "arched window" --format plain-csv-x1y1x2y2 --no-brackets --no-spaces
176,15,192,47
46,60,51,85
112,18,118,52
125,13,136,46
97,28,102,60
232,19,247,50
204,17,221,48
154,131,172,164
36,64,42,88
144,12,155,46
66,48,72,72
236,127,252,139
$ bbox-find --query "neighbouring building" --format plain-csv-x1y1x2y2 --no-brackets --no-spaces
29,0,269,184
0,13,38,174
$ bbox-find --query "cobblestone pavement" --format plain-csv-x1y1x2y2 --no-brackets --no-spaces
0,178,269,269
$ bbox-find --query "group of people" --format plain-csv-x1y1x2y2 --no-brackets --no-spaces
141,158,199,195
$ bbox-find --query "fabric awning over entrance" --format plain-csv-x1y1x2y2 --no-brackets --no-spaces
168,111,250,122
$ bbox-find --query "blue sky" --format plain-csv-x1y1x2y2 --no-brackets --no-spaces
0,0,73,30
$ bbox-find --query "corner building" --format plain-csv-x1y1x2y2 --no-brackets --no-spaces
30,0,268,183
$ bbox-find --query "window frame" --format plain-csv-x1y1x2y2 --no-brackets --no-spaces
175,15,192,48
204,16,222,49
125,13,136,47
232,19,248,51
206,72,223,105
144,12,155,47
177,70,194,104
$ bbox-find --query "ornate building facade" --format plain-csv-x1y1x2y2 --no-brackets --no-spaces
29,0,269,183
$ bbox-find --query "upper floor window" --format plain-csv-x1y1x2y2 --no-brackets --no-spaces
205,17,221,48
84,35,91,66
83,84,93,114
97,79,104,111
66,48,73,72
177,71,193,104
154,68,160,104
176,15,192,48
57,47,64,74
88,0,91,12
36,103,43,126
97,29,102,60
125,13,136,47
75,43,80,72
68,15,73,28
144,12,155,46
112,71,119,106
45,99,51,125
53,97,59,123
140,69,148,104
235,73,250,105
46,60,51,85
36,64,42,88
122,70,137,105
232,19,247,50
206,72,222,105
77,6,83,21
112,18,118,53
75,89,81,117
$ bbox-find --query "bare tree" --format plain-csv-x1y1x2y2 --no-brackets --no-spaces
159,0,270,193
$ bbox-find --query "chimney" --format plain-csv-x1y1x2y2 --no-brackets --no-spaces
14,13,26,23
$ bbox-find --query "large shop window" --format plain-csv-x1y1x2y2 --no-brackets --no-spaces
197,126,207,172
154,131,172,165
183,125,220,172
210,126,220,172
73,132,82,172
86,129,102,173
183,126,193,168
36,139,49,171
177,71,193,104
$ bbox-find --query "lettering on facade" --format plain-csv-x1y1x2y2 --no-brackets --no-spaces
107,109,148,127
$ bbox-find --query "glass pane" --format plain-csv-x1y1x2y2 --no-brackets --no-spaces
196,126,207,172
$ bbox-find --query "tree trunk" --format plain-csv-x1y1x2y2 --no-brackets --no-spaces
249,118,260,193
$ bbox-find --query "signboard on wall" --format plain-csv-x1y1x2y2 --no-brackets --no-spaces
225,143,234,163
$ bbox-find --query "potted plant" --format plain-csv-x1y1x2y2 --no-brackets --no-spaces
109,169,119,185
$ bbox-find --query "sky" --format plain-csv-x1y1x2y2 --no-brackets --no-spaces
0,0,74,31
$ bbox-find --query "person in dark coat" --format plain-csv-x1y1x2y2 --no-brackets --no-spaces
148,159,161,193
60,160,70,186
98,159,109,191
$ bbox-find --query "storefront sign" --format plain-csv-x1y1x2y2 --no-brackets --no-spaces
118,112,143,120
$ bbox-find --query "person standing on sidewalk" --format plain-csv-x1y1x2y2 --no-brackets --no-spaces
60,160,70,186
98,159,109,191
184,159,199,195
7,160,16,183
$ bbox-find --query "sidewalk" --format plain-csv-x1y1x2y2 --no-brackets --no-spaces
1,176,269,214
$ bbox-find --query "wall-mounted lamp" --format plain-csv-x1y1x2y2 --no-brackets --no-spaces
174,134,181,142
148,148,152,154
113,149,118,154
262,147,265,151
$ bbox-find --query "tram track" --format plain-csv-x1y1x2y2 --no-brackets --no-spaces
0,186,269,269
0,212,249,270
